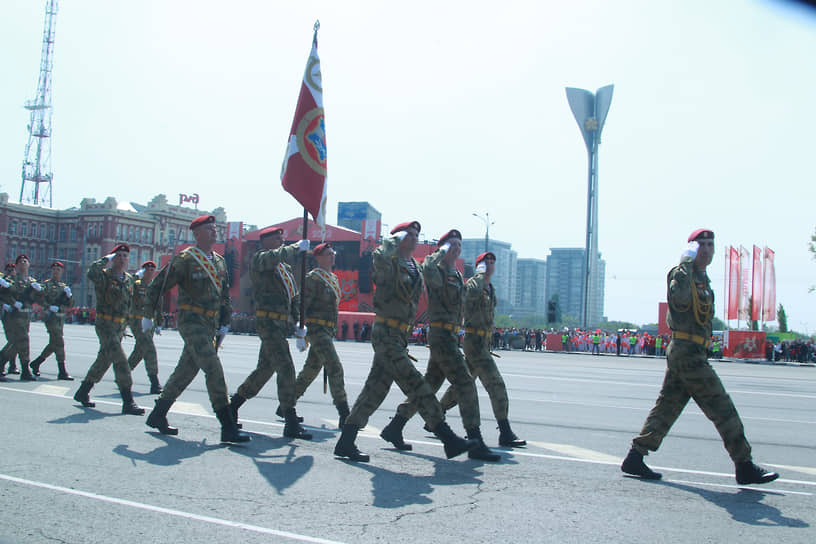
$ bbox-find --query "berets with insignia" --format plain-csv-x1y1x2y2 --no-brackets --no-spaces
141,260,157,269
390,221,421,235
438,229,462,246
51,261,65,269
189,215,216,230
15,254,30,264
259,226,284,239
111,243,130,254
687,228,714,242
313,242,332,255
475,252,496,266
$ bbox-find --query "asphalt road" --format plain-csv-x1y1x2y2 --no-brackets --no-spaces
1,324,814,543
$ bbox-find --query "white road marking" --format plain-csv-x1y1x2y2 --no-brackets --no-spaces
766,464,816,477
33,384,70,396
0,473,345,544
172,401,210,416
527,441,622,464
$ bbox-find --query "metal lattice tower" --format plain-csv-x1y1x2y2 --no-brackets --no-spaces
20,0,58,208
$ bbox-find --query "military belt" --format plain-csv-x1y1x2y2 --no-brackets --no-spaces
306,317,335,328
17,308,32,313
672,331,711,349
430,321,459,332
98,313,126,324
130,314,145,320
374,316,412,334
256,310,288,321
465,327,491,338
179,304,218,317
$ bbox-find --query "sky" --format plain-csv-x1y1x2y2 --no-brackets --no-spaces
1,0,815,331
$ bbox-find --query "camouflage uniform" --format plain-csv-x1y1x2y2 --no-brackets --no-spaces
127,277,159,379
82,257,135,388
0,274,43,377
395,247,479,427
294,268,347,406
30,277,74,372
631,256,752,463
146,247,232,411
345,234,444,429
235,242,301,407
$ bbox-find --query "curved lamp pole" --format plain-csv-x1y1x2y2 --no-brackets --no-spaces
472,212,494,253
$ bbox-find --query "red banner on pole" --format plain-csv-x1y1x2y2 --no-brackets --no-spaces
738,246,751,321
727,246,740,320
281,23,327,226
751,245,763,321
762,247,776,321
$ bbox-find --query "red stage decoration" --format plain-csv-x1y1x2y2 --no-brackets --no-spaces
738,246,751,321
335,270,359,311
762,248,776,321
727,246,740,320
751,245,763,321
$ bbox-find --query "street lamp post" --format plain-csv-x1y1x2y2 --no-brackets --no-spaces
472,212,494,253
566,85,614,329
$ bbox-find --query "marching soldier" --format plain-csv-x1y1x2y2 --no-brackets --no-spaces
381,230,500,461
438,252,527,447
283,242,350,429
29,261,75,380
621,229,779,485
73,244,144,415
0,255,43,381
0,262,17,380
334,221,477,462
127,260,162,394
228,226,312,440
142,215,249,443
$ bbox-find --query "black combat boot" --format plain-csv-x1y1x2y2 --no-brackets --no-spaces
215,406,251,444
276,404,303,422
120,386,145,415
621,447,662,480
29,356,45,376
466,427,501,462
497,419,526,447
20,364,37,381
73,380,96,408
380,414,412,451
148,374,162,394
57,362,74,381
283,407,312,440
228,393,246,428
432,421,478,459
334,424,370,462
736,461,779,485
146,398,178,435
7,361,20,374
336,401,350,429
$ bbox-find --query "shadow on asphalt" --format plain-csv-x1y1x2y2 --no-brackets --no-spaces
655,480,810,527
47,407,120,425
112,434,222,466
229,434,314,495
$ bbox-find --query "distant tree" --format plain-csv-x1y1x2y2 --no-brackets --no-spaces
778,304,788,333
747,297,759,331
712,317,726,331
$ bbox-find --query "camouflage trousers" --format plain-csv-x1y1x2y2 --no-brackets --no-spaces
631,340,752,463
397,327,480,428
127,319,158,377
84,322,132,389
159,322,229,411
236,319,296,409
346,321,444,429
35,318,66,363
2,315,31,365
440,334,509,420
295,328,347,406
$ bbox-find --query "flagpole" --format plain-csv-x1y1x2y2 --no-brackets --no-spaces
298,208,308,328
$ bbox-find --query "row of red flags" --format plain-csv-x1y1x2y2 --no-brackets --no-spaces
725,245,775,322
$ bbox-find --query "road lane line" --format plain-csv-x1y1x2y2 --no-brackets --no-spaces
172,401,210,416
33,384,70,396
527,441,622,464
766,464,816,477
661,478,813,496
0,473,346,544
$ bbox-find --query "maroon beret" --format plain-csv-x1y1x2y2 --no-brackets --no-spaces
390,221,421,235
189,215,216,230
141,260,157,269
688,228,714,242
475,252,496,266
313,242,332,255
111,243,130,254
438,229,462,246
4,263,15,271
51,261,65,269
15,254,29,264
259,226,284,239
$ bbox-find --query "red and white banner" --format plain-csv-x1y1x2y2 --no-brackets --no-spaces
751,245,763,321
281,23,327,226
226,221,243,241
361,219,380,241
727,246,740,320
763,247,776,321
738,246,751,321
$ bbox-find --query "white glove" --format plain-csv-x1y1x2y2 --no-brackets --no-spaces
49,305,60,313
14,301,23,310
105,253,117,261
155,326,162,335
141,317,154,333
64,286,72,298
296,337,308,352
681,241,699,260
2,304,10,312
439,242,450,253
294,323,308,338
31,281,42,291
218,325,229,336
394,231,409,241
0,278,10,288
296,239,310,252
135,268,145,278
